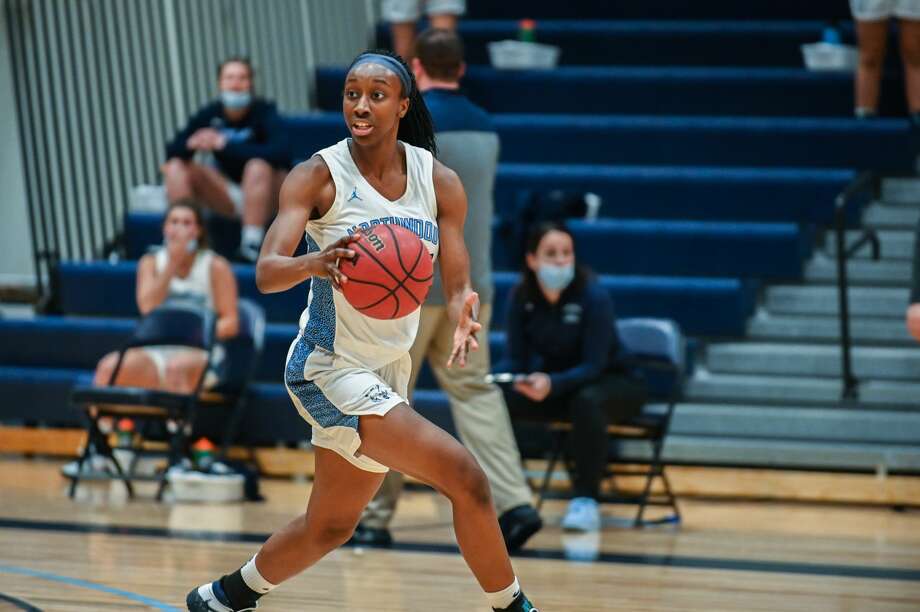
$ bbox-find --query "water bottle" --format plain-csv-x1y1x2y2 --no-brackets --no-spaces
192,437,216,471
518,18,536,43
116,418,134,448
822,22,842,45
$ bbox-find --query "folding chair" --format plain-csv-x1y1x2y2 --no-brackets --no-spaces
68,300,215,500
195,298,266,460
534,317,685,527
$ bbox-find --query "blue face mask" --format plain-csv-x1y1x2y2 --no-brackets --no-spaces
537,263,575,292
221,90,251,110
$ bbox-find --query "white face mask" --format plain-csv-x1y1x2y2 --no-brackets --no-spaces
221,90,251,110
537,263,575,291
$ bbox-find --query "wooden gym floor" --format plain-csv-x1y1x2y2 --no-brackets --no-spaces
0,457,918,611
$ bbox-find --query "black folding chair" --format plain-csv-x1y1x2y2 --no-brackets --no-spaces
535,318,685,527
195,298,266,460
68,300,215,500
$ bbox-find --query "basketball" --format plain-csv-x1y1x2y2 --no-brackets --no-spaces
340,223,434,320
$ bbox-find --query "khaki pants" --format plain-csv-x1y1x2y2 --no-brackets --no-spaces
360,304,534,528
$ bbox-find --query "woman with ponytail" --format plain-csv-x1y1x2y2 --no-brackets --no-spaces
185,50,539,612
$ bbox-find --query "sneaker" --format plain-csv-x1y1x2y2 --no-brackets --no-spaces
348,523,393,547
186,581,257,611
560,497,601,532
493,591,538,612
498,504,543,552
237,242,261,264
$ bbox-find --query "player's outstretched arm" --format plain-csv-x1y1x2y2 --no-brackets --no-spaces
255,158,356,294
434,160,481,367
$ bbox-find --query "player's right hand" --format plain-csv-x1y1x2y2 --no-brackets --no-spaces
307,234,358,291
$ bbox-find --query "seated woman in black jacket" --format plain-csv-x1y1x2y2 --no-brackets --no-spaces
501,222,647,532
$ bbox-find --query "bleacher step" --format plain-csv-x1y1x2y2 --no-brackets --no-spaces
863,202,920,230
862,379,920,406
686,371,844,404
747,311,913,345
670,403,920,443
881,177,920,205
823,230,914,261
803,254,912,287
765,285,909,317
706,343,920,380
646,436,920,471
686,371,920,408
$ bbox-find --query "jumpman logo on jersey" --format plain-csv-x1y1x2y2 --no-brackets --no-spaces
348,186,362,202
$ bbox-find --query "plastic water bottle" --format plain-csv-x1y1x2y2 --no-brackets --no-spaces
192,437,216,471
518,18,536,43
116,418,134,448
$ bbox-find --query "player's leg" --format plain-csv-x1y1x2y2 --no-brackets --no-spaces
187,446,385,611
359,404,537,609
854,19,890,116
426,305,541,549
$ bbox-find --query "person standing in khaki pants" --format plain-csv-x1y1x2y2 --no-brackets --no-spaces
352,28,543,551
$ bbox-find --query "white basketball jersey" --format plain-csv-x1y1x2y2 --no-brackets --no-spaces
301,138,439,370
154,248,215,310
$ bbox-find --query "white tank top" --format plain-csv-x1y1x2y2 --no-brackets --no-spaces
154,248,215,310
301,138,439,370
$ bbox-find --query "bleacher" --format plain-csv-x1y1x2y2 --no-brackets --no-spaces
2,0,919,473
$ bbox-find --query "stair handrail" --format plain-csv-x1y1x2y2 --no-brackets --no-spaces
834,171,881,399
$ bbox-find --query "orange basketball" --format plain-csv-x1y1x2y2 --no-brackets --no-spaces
340,224,434,319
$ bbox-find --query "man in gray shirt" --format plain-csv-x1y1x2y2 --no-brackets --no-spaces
354,29,542,551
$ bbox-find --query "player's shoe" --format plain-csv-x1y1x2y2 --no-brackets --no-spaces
493,591,538,611
186,581,258,611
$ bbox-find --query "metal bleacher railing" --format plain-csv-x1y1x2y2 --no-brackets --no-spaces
833,171,881,399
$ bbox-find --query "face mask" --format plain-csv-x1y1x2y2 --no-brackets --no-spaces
221,90,251,110
537,263,575,292
163,238,198,253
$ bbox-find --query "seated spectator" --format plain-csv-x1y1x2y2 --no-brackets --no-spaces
383,0,465,61
907,216,920,341
500,222,647,533
94,200,239,394
162,57,289,262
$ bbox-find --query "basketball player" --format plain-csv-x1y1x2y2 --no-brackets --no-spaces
186,50,538,612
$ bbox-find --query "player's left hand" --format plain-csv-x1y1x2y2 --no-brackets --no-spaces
447,291,481,368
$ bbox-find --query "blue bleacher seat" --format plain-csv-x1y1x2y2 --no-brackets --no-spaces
379,21,846,68
56,261,308,323
283,113,912,171
462,0,851,20
317,67,907,118
55,262,756,337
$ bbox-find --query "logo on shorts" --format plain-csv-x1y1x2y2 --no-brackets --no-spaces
363,384,390,403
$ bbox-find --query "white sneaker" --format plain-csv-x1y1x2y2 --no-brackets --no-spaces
560,497,601,532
